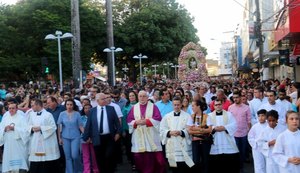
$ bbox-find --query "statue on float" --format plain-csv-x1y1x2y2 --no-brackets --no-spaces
178,42,208,81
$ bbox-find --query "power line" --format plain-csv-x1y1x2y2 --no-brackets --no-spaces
261,0,299,24
232,0,255,16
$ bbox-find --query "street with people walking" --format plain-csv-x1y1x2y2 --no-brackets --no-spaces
1,0,300,173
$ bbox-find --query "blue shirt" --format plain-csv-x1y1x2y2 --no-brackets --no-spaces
81,115,88,127
47,105,66,124
113,97,127,110
121,102,136,131
57,111,83,139
155,100,173,117
0,89,6,100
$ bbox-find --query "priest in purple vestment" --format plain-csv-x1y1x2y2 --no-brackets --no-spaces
127,90,166,173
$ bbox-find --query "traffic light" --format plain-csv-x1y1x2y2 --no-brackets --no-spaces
45,66,49,73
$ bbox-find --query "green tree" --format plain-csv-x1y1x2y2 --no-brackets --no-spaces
0,0,106,82
112,0,200,80
0,0,204,83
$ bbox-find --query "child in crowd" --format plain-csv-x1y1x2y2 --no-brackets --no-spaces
81,104,99,173
272,111,300,172
257,110,286,173
248,109,268,173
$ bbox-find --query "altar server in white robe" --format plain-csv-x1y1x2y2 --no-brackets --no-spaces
207,98,240,173
272,111,300,173
0,102,29,173
27,99,60,173
248,109,268,173
257,110,286,173
160,97,194,173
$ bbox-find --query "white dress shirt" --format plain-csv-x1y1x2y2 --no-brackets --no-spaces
249,97,268,125
109,102,123,118
258,102,287,125
97,106,109,135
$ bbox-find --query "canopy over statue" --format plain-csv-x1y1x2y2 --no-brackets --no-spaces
178,42,208,81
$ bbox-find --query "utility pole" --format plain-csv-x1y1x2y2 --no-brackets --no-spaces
106,0,114,86
255,0,264,83
71,0,82,88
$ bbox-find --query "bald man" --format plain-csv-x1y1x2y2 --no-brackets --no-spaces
82,93,121,173
127,91,166,173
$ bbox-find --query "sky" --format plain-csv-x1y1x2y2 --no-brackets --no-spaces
176,0,245,59
0,0,17,5
1,0,245,60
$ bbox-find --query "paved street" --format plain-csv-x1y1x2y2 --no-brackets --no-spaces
0,158,254,173
116,155,254,173
0,153,254,173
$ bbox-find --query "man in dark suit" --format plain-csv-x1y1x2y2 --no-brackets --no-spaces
82,93,121,173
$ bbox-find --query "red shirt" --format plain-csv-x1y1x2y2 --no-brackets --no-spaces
209,99,231,112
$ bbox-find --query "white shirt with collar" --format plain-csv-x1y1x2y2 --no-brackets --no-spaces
249,97,268,125
90,99,98,108
289,91,297,105
97,105,110,135
258,102,287,125
108,102,123,118
204,92,215,105
276,99,293,113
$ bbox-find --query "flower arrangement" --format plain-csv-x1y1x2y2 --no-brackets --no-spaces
178,42,208,82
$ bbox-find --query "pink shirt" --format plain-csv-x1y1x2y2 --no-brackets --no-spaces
228,103,251,137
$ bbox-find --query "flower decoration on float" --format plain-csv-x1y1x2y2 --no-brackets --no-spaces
177,42,208,82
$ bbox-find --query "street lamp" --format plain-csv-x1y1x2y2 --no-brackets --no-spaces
171,64,180,79
122,65,129,81
151,64,159,77
163,62,173,79
103,47,123,86
45,30,73,92
133,53,148,84
143,67,148,77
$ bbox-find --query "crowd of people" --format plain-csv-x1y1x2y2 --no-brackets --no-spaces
0,78,300,173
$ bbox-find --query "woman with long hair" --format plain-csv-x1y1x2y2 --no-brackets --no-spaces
181,97,190,113
121,91,138,170
187,100,212,173
57,98,84,173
